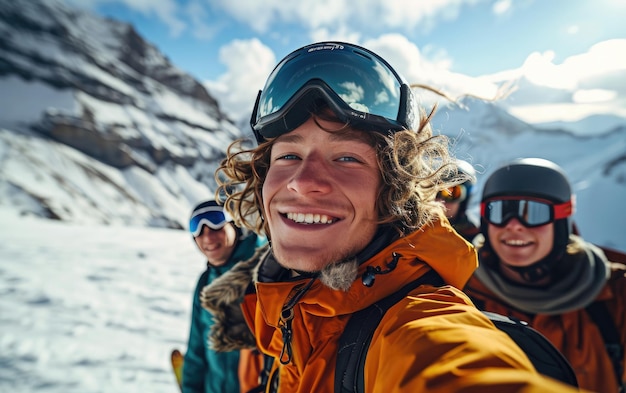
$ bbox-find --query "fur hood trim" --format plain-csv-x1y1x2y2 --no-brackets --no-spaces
200,244,269,351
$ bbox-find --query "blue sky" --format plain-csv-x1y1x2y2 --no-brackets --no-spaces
63,0,626,124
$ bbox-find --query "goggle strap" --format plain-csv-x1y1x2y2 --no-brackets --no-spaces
251,90,263,142
398,83,410,129
553,199,574,220
191,206,231,221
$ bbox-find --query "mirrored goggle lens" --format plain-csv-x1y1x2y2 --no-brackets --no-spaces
481,198,572,228
437,185,466,202
189,208,228,236
253,42,406,140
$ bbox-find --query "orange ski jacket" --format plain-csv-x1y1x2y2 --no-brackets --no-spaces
241,218,584,392
466,254,626,393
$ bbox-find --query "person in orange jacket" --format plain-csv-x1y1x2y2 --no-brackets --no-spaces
464,158,626,393
204,41,585,392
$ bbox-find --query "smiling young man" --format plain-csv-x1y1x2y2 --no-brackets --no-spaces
208,42,584,392
261,118,381,274
465,158,626,392
182,200,268,393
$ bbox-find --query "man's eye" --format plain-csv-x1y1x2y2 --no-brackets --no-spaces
276,154,299,160
337,156,359,162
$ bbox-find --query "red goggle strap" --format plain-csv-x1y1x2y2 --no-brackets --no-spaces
553,199,574,219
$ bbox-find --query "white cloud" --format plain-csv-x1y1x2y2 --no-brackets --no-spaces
364,0,465,30
564,39,626,78
203,38,277,122
573,89,617,104
184,0,220,40
507,102,626,123
493,39,626,123
514,39,626,91
522,51,574,89
566,25,580,35
492,0,512,15
309,27,362,46
363,34,500,107
66,0,187,37
133,1,186,37
208,0,481,34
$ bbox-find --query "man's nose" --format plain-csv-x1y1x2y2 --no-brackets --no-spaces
287,155,332,195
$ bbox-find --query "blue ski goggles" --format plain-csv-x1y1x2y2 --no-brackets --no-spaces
250,42,415,143
481,197,573,228
189,207,232,237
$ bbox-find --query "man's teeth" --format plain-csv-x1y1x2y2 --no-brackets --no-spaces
286,212,334,224
504,239,529,246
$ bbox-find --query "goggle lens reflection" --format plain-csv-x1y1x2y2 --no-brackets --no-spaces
189,208,229,237
436,185,466,202
481,198,573,228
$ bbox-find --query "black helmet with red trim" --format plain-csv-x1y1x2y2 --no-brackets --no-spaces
479,158,575,281
482,158,571,205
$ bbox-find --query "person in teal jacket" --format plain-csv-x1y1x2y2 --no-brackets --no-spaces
182,200,268,393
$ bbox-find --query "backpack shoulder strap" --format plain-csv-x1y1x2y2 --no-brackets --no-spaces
483,311,578,387
335,269,443,393
335,270,581,392
586,300,625,390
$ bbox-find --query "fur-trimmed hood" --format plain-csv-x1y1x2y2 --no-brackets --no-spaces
200,243,269,352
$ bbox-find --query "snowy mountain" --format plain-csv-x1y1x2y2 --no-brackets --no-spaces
0,0,243,229
0,1,624,252
430,97,626,252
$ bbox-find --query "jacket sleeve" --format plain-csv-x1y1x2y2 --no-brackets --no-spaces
182,272,208,393
366,285,585,393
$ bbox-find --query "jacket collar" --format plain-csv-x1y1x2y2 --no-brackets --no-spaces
255,216,478,327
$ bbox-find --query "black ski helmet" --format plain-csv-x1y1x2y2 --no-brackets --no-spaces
482,158,572,206
480,158,575,281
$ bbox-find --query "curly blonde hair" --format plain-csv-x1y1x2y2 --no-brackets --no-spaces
215,105,465,240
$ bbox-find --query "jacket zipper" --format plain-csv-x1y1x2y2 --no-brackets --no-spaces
278,277,316,365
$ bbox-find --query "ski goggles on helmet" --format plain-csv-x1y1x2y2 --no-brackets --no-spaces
481,197,573,228
250,42,415,144
436,185,467,203
189,207,232,237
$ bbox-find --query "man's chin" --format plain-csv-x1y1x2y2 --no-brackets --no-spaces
272,247,332,272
